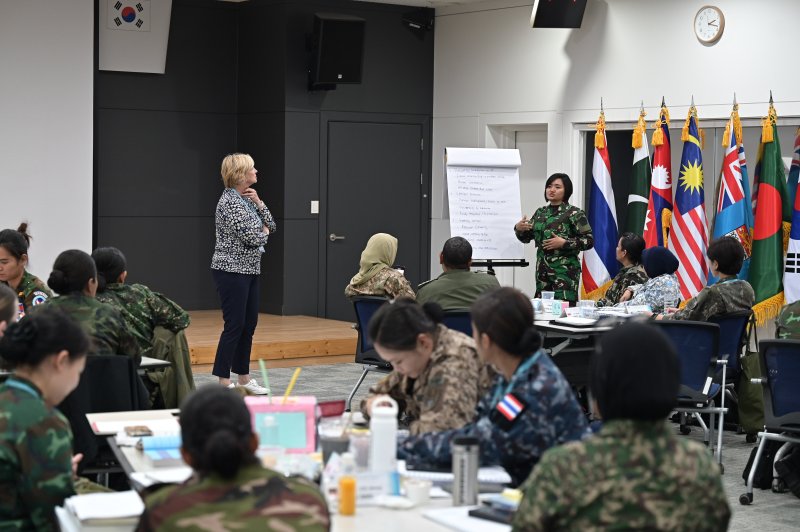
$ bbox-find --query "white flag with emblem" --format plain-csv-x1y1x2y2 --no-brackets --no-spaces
107,0,150,32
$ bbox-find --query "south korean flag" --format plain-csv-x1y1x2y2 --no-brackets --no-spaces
108,0,150,32
785,183,800,304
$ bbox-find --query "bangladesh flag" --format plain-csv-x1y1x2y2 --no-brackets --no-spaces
626,120,651,236
749,105,791,323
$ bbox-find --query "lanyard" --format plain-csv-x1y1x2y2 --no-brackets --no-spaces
5,378,40,399
491,350,542,408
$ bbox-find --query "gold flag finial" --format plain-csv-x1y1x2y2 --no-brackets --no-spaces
595,107,606,149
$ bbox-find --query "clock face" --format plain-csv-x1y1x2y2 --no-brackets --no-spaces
694,6,724,44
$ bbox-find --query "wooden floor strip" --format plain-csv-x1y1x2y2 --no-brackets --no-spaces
186,311,357,366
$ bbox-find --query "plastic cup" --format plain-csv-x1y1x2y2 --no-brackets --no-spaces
541,291,555,300
405,478,432,506
320,435,351,464
579,300,596,319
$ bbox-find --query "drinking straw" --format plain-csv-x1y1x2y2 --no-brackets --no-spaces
258,359,272,404
282,367,302,405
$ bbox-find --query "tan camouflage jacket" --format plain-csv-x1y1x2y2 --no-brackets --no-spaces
361,324,494,435
596,264,648,307
344,267,415,300
512,420,731,531
664,278,754,322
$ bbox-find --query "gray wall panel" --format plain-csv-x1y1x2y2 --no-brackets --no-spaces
280,219,319,315
284,112,320,220
96,216,218,309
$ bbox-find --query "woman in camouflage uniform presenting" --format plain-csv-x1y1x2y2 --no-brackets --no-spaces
514,174,593,304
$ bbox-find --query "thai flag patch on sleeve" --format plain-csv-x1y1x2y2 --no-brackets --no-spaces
497,393,525,422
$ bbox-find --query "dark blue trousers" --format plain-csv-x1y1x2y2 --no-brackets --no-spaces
211,269,260,378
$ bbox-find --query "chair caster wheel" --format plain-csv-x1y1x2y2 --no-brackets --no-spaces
680,424,691,435
739,493,752,505
719,463,725,474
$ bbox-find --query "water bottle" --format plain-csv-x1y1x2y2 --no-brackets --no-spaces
451,436,479,506
369,396,398,473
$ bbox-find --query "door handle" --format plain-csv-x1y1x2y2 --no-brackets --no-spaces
329,233,346,242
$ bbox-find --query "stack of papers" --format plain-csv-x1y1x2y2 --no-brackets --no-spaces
63,491,144,528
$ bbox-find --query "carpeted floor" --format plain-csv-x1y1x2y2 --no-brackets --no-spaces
191,363,800,530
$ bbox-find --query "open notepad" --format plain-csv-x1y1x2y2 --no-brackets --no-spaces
64,490,144,525
397,460,511,485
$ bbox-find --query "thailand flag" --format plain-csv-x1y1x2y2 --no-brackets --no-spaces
496,393,524,421
581,130,618,295
668,114,709,300
644,114,673,247
710,118,752,283
784,181,800,304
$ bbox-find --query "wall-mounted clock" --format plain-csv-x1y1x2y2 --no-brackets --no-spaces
694,5,725,44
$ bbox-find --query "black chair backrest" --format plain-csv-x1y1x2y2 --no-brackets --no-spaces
57,355,149,462
441,309,472,337
351,296,391,368
654,320,720,402
758,340,800,431
709,310,752,374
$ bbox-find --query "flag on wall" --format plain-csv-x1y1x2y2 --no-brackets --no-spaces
709,104,753,283
625,107,651,236
581,109,619,299
668,106,709,300
750,98,791,323
643,102,673,247
107,0,150,32
784,180,800,304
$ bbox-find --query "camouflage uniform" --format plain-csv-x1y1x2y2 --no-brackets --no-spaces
41,294,141,365
0,376,75,531
664,278,754,321
344,267,415,300
97,283,194,408
596,264,647,307
621,273,681,313
776,301,800,339
397,349,589,487
515,203,594,303
512,419,731,532
136,462,330,531
361,324,495,435
416,269,500,309
1,270,52,318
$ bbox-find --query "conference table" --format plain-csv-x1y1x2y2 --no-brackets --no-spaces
86,410,510,532
535,319,615,388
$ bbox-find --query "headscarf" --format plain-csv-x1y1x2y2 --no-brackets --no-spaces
349,233,398,286
590,321,679,421
641,246,679,278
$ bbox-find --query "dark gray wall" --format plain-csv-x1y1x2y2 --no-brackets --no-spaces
95,0,434,314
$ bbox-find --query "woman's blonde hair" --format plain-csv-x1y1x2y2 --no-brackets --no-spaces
220,153,255,188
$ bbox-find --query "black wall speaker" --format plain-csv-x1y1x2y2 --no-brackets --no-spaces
309,13,365,90
531,0,588,28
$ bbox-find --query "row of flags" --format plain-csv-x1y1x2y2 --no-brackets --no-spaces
580,97,798,324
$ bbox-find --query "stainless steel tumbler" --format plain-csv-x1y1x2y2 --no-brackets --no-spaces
451,436,479,506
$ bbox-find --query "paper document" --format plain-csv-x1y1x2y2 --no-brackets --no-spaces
92,418,180,435
130,467,193,488
424,506,511,532
65,490,144,521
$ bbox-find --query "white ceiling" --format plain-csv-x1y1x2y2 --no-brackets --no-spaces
353,0,489,6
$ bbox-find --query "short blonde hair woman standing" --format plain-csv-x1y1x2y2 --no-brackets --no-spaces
211,153,276,394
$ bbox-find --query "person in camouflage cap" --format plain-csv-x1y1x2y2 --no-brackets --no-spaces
596,233,647,307
137,386,330,531
38,250,141,364
657,237,754,321
0,308,91,531
776,301,800,339
345,233,415,300
515,174,593,304
0,223,53,318
93,247,194,408
397,288,588,487
361,298,495,435
512,321,731,532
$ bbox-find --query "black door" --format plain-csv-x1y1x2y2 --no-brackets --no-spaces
323,119,426,321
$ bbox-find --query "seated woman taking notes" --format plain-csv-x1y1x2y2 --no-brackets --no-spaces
136,386,330,531
398,287,588,487
0,309,91,531
345,233,415,300
362,298,495,435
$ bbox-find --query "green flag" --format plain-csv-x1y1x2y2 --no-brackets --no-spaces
626,119,651,236
749,106,790,324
